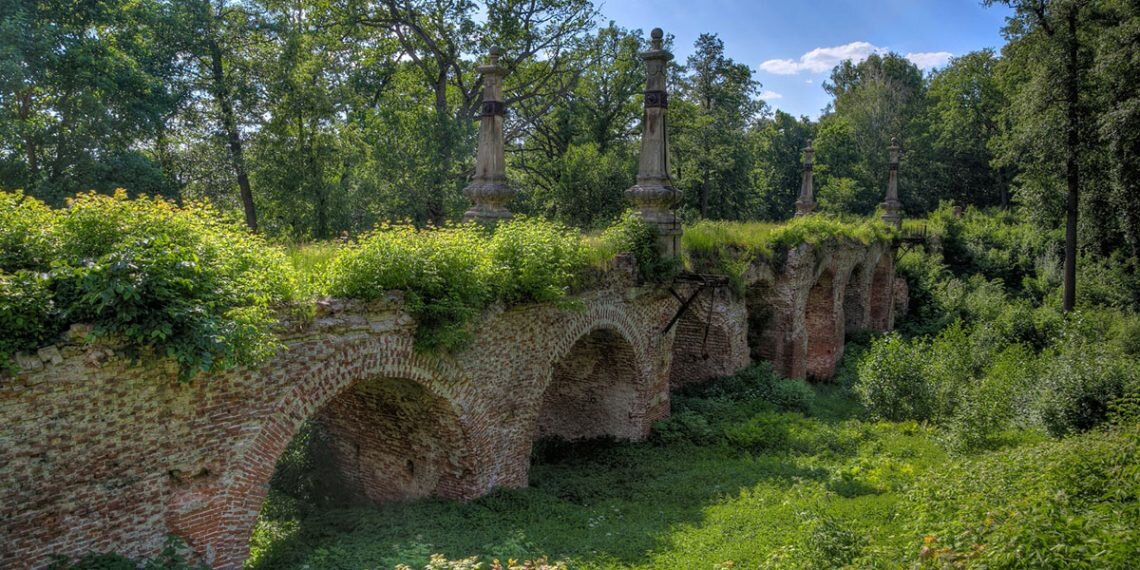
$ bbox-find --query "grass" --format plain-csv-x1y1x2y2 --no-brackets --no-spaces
682,216,895,288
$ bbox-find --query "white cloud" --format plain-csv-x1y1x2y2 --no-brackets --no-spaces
805,79,813,84
759,41,887,75
759,89,784,101
905,51,954,69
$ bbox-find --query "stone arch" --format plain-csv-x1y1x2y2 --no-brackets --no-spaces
178,345,478,569
843,262,869,336
528,310,656,442
668,288,746,388
805,267,843,380
868,252,895,332
534,325,646,442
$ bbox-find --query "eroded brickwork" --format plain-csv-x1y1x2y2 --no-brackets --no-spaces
0,240,897,569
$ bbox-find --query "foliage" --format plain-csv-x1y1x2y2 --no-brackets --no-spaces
326,217,591,350
0,190,58,272
0,190,296,378
682,215,893,286
589,211,680,283
899,422,1139,569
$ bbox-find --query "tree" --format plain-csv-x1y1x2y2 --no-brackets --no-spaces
673,33,763,219
926,49,1012,209
0,0,184,202
988,0,1097,312
749,110,815,220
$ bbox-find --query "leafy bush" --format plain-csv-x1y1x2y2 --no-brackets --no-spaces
900,422,1139,569
488,218,589,305
0,271,58,370
327,218,593,351
856,334,934,421
1035,341,1140,438
591,211,679,283
0,190,57,272
0,190,296,377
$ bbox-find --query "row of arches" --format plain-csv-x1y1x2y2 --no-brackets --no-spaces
191,250,895,568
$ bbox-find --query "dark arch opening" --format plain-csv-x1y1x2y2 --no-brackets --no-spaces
746,280,776,363
869,254,894,331
805,268,841,380
844,264,867,337
535,328,641,442
261,376,468,508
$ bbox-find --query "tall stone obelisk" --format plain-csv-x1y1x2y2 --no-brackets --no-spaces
463,47,514,224
881,137,902,228
794,140,816,217
626,28,681,259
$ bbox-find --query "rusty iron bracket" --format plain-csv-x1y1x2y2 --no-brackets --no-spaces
661,273,729,336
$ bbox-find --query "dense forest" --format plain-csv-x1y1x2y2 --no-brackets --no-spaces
2,0,1137,249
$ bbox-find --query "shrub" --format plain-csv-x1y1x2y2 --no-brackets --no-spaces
595,211,679,283
488,217,588,305
0,271,59,370
0,190,58,272
856,334,934,421
0,190,296,378
1035,342,1140,437
900,423,1140,568
944,343,1039,451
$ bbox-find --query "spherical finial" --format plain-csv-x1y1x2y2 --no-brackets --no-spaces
489,46,502,57
890,136,898,146
805,139,813,150
651,28,664,40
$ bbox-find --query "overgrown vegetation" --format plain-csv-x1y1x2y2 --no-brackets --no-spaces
0,190,296,377
682,215,893,286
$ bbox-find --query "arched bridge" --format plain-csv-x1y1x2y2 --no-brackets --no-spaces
0,239,901,569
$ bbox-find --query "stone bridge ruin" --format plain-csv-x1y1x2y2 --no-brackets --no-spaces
0,29,907,569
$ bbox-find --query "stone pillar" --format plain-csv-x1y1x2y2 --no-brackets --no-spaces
626,28,681,259
794,140,816,217
463,47,514,224
881,137,902,228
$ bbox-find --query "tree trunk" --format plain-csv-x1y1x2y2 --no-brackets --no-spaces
700,168,710,219
207,32,257,232
1062,7,1080,313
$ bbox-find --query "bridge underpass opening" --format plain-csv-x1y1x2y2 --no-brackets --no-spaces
869,254,894,331
535,328,641,442
264,376,469,509
805,268,842,380
844,263,867,337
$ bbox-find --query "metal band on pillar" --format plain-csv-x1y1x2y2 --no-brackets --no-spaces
794,140,816,217
463,47,515,224
626,28,681,260
881,137,902,228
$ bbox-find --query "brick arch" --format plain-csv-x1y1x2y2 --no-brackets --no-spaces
176,342,479,569
527,303,657,443
868,251,895,332
843,262,870,335
805,266,843,380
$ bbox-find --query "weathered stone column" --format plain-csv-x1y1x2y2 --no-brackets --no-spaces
463,47,514,224
626,28,681,259
794,140,816,217
881,137,902,227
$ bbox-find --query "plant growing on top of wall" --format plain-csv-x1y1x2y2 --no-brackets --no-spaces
0,189,298,379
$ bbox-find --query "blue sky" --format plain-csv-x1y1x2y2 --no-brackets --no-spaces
598,0,1014,118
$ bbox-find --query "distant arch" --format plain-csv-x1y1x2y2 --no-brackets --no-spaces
843,263,869,336
868,252,894,331
805,267,842,380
